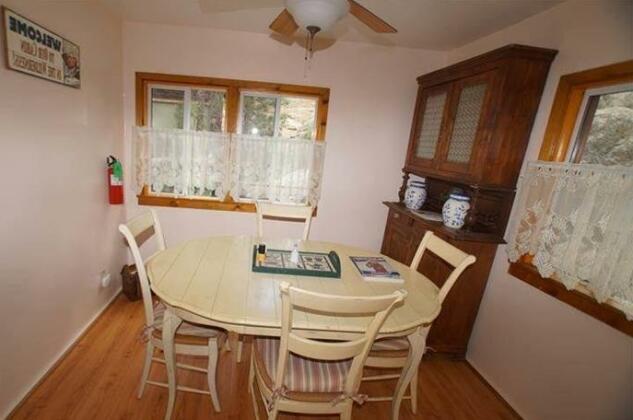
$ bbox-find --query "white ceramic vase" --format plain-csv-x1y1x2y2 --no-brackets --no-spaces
404,180,427,210
442,193,470,229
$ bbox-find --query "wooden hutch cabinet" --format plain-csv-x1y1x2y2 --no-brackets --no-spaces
382,45,557,357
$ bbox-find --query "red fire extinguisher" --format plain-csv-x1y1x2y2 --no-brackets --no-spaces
107,155,124,205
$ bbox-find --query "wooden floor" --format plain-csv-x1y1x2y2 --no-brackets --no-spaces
10,295,519,420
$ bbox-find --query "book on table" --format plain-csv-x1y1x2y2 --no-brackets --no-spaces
349,256,403,283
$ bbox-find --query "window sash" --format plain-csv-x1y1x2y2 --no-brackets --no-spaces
567,82,633,163
237,90,318,139
147,83,228,132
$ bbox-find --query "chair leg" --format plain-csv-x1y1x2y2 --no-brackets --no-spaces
392,331,426,420
248,351,255,394
237,336,244,363
249,354,260,420
410,366,418,414
207,338,221,413
162,308,182,420
137,341,154,399
224,334,232,352
267,406,279,420
340,403,353,420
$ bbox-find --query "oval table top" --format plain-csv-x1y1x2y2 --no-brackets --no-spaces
147,235,441,339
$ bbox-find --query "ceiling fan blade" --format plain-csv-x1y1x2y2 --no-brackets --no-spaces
199,0,283,14
269,9,299,37
348,0,397,33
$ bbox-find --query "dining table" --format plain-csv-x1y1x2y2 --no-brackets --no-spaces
147,235,441,420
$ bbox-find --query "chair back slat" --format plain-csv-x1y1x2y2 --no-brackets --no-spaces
274,282,405,397
410,231,476,304
118,210,166,328
127,211,155,238
288,286,402,315
287,334,367,361
256,202,313,240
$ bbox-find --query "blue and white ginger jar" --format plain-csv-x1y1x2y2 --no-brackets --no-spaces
404,179,427,210
442,193,470,229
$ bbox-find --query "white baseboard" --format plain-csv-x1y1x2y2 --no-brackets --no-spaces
3,287,123,419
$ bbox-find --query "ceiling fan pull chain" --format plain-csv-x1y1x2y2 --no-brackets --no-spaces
303,26,317,78
304,30,310,62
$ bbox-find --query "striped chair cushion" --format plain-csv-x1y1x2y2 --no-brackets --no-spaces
153,301,221,337
254,338,351,393
371,337,410,352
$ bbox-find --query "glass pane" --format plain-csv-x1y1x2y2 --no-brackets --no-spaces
241,95,276,137
577,90,633,166
446,83,487,163
415,92,447,159
278,97,317,139
190,89,226,132
151,88,184,129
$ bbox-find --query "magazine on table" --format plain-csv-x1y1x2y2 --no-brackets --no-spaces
349,256,403,283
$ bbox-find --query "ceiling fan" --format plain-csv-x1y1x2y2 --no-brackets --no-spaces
200,0,396,56
269,0,397,38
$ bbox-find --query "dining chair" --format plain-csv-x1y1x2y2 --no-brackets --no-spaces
231,201,314,363
362,231,476,414
256,201,314,241
248,282,406,420
118,210,225,415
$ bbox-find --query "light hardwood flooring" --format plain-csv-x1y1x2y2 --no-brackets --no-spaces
9,294,520,420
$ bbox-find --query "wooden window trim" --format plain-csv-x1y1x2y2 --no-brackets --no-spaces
508,60,633,337
537,60,633,161
135,72,330,213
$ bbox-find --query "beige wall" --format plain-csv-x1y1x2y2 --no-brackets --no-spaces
447,1,633,419
0,2,125,417
122,22,446,250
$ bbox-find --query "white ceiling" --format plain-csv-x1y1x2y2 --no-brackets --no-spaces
99,0,564,50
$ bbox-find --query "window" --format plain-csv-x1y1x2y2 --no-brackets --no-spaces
569,85,633,166
135,72,329,213
144,85,229,198
150,88,184,129
510,60,633,337
149,85,226,132
239,92,318,139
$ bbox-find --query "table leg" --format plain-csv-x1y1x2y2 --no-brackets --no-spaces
162,307,182,420
391,327,428,420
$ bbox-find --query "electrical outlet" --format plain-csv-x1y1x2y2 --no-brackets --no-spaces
100,270,111,288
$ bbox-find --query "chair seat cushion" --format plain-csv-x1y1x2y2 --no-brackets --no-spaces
153,301,222,338
370,337,410,352
254,338,351,394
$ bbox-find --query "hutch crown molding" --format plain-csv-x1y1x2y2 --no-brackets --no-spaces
382,44,558,356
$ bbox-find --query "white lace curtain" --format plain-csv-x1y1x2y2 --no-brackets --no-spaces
135,127,325,205
507,161,633,318
231,134,325,204
135,128,230,198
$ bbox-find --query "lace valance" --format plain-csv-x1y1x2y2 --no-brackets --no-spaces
134,127,325,205
507,161,633,319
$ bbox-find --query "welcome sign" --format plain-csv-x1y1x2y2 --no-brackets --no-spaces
2,7,80,88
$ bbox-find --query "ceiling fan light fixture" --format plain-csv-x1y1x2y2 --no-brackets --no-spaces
286,0,349,32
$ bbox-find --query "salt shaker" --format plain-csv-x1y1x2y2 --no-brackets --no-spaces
290,243,300,265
